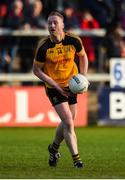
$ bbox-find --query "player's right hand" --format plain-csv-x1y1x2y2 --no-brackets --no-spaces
56,86,70,97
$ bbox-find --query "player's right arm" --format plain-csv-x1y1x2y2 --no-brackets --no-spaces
33,61,59,89
33,38,69,97
33,60,69,97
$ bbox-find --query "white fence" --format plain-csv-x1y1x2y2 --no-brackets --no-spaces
0,28,106,37
0,73,110,82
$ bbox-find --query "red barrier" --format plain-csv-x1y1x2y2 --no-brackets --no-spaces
0,87,88,127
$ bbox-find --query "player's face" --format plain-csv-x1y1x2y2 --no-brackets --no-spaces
48,15,64,35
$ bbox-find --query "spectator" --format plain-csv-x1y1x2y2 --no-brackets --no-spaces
0,0,25,73
0,47,12,73
42,0,58,18
17,0,47,74
0,3,8,27
77,0,115,28
103,22,125,72
96,0,115,27
63,2,79,31
80,10,100,69
23,0,47,30
80,9,100,29
5,0,24,29
0,2,9,72
120,0,125,29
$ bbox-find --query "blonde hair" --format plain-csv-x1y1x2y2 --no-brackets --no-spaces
48,11,64,20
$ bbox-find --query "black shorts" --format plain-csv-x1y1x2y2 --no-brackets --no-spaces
45,87,77,106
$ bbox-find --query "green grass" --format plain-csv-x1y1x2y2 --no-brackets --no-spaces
0,127,125,179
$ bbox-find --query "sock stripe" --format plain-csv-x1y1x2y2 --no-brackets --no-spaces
74,156,80,161
72,154,81,164
72,154,79,157
52,142,60,152
53,142,59,148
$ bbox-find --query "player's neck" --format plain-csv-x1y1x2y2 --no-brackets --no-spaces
51,32,65,43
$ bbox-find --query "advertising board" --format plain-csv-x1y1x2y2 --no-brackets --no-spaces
0,87,88,127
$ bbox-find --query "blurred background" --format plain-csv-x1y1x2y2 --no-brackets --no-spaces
0,0,125,127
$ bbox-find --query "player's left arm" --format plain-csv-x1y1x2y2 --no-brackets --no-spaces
75,36,90,88
75,36,88,76
78,49,88,76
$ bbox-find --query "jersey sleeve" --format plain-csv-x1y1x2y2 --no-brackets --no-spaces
74,36,85,56
35,46,46,63
34,38,47,64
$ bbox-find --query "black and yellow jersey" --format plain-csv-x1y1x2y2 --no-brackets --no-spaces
34,32,85,87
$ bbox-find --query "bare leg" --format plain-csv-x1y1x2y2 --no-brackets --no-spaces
69,104,77,144
69,104,77,120
53,122,64,145
53,103,77,146
54,102,78,155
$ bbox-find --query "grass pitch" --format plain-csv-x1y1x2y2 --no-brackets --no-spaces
0,127,125,179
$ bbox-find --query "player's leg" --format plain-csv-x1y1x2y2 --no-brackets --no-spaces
52,103,77,146
48,122,63,167
69,104,77,144
48,102,78,166
52,122,64,145
69,103,83,167
46,88,65,166
54,102,78,155
48,102,83,167
69,103,77,120
54,102,83,168
46,87,65,149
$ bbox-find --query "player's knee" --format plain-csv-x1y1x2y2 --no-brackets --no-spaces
72,113,77,120
63,120,74,132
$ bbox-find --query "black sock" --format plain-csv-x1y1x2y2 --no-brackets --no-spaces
51,142,60,152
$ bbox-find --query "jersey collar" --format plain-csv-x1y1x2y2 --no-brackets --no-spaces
50,32,65,43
